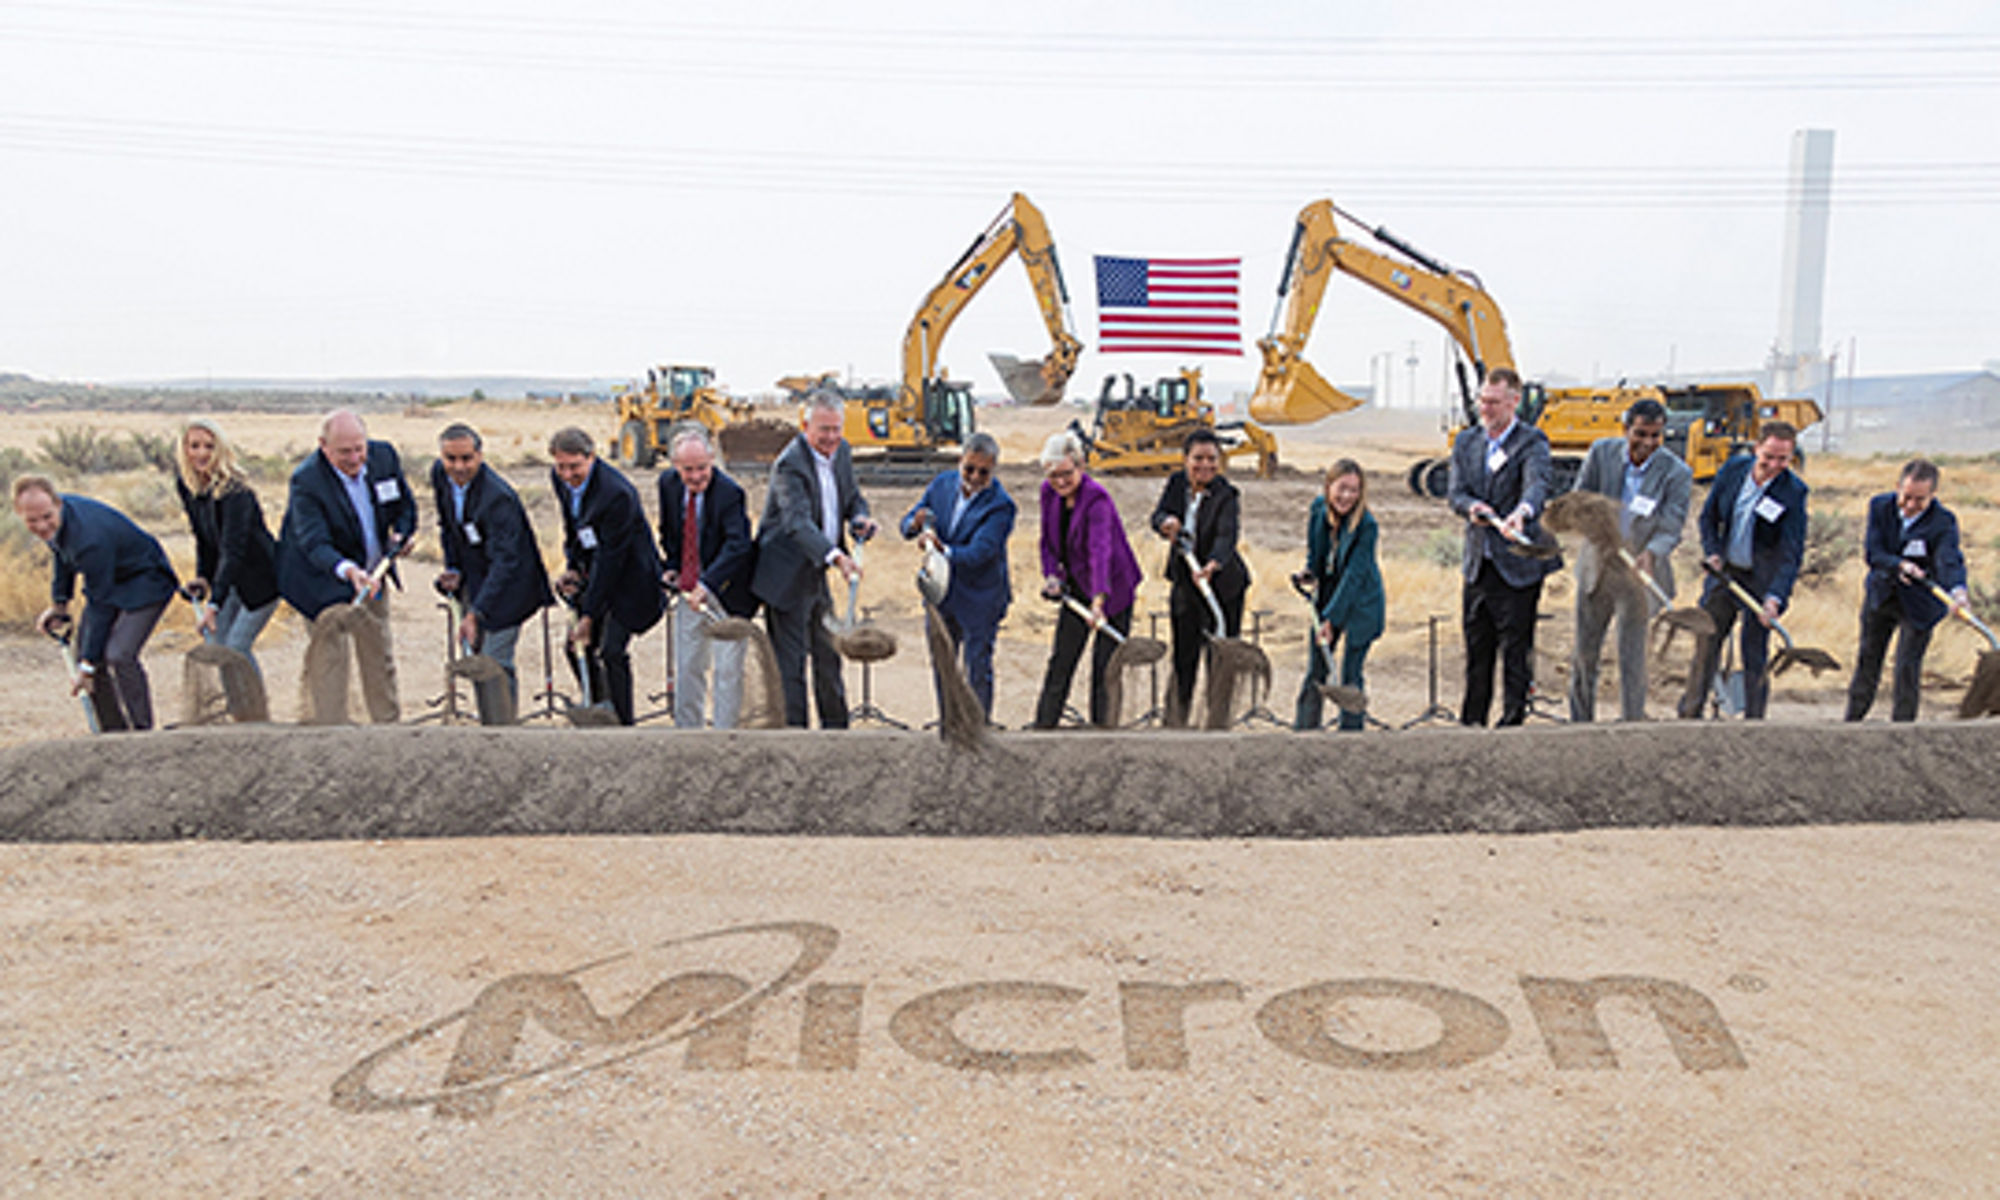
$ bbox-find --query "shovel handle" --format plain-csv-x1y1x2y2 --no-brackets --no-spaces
1059,594,1126,644
1703,561,1797,650
1616,547,1676,610
1927,581,1999,650
1180,547,1229,636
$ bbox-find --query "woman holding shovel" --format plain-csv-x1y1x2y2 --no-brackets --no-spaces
1033,431,1144,729
175,419,281,677
1291,459,1384,732
1149,429,1251,726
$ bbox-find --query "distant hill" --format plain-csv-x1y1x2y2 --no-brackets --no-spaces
0,373,621,413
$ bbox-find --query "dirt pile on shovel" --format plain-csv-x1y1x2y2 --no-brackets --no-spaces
703,618,785,730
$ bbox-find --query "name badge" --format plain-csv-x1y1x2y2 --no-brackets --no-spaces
1904,538,1927,558
1754,496,1785,523
463,521,482,546
578,526,599,551
1628,494,1658,518
374,479,400,503
1488,448,1508,472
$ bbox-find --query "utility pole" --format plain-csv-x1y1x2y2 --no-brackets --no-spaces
1405,341,1420,413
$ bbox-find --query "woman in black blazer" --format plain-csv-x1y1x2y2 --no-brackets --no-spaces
1148,428,1250,725
175,419,281,676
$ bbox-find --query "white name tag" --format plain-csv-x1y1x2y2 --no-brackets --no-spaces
1904,538,1927,558
1488,448,1508,472
373,479,400,503
463,521,482,546
1754,496,1785,523
578,526,599,551
1628,493,1658,518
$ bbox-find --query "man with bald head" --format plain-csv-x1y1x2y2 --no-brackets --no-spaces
276,408,417,723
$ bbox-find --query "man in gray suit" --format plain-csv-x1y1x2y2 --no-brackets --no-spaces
1566,398,1693,721
1447,368,1563,727
751,390,878,728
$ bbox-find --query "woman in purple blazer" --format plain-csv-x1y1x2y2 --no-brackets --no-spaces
1033,430,1143,729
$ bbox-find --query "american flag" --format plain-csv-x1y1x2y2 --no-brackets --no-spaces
1094,255,1242,356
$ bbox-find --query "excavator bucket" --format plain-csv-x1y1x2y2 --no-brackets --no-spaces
1248,355,1365,426
989,352,1065,406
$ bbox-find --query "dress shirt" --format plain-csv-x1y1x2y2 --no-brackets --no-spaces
1727,469,1773,569
811,444,842,564
337,466,383,579
1620,451,1654,543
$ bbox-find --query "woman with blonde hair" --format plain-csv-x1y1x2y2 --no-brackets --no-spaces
175,419,281,675
1292,458,1384,731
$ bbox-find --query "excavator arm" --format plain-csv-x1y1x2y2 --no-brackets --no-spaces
902,192,1082,428
1249,199,1516,426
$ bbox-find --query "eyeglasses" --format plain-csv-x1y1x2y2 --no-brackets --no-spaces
961,464,992,480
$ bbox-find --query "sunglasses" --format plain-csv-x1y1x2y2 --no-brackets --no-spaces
961,463,992,480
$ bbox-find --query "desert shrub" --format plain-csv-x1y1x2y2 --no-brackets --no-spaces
0,516,50,627
127,430,179,474
0,445,34,492
1799,510,1857,582
37,426,145,474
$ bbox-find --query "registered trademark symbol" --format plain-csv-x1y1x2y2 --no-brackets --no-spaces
1725,973,1768,993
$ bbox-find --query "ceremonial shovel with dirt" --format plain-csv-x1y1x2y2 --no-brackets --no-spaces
1056,593,1166,728
1922,581,2000,718
179,584,269,724
1699,561,1842,678
1542,490,1715,650
1173,539,1271,730
825,540,897,664
1287,573,1367,719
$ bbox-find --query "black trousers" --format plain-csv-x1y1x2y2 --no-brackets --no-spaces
1461,558,1543,727
766,582,848,729
1678,567,1775,720
1034,604,1133,729
571,611,637,725
1167,580,1244,723
1845,597,1933,722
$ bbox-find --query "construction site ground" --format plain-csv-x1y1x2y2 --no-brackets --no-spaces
3,402,1997,1194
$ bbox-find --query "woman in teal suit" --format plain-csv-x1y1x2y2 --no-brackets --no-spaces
1293,459,1385,731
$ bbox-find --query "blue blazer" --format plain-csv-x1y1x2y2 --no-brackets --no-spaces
1697,453,1809,609
431,460,552,632
659,467,759,618
557,458,664,634
900,471,1015,629
1861,491,1965,629
276,441,418,620
1304,499,1385,647
48,494,180,663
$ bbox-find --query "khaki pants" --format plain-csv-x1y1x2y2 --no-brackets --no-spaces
303,593,399,724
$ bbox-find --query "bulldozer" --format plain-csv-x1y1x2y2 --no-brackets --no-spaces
1067,367,1279,479
1241,197,1822,496
609,363,795,470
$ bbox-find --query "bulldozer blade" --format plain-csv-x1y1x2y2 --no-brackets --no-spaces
1771,647,1842,678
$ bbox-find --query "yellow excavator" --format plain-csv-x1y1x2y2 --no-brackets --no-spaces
1247,199,1819,495
610,363,794,469
1068,367,1279,478
821,191,1081,473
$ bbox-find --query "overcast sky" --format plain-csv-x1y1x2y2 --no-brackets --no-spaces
2,0,1995,406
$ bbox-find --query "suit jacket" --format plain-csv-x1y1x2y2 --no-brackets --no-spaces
1447,419,1563,587
431,460,552,631
1861,492,1965,629
176,477,280,610
1038,474,1142,617
556,458,664,634
48,494,180,664
900,470,1015,628
1304,499,1385,647
276,440,417,620
1148,471,1250,604
752,434,870,614
659,467,759,618
1697,453,1809,609
1571,436,1693,600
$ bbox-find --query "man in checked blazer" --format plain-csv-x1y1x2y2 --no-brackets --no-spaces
1566,398,1693,721
1446,368,1563,727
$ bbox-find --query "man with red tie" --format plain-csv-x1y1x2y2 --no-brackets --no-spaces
658,427,758,728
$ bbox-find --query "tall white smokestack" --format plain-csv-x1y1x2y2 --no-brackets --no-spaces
1774,129,1835,396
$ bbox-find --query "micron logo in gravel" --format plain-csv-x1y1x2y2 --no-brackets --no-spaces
331,921,1747,1121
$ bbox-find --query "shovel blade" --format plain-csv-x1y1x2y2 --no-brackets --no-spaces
1107,636,1167,673
1771,647,1842,677
563,702,621,728
1320,684,1367,715
1656,607,1717,639
450,654,508,684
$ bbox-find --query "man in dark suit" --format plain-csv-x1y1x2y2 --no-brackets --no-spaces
276,409,417,724
1677,422,1809,721
1446,368,1563,727
1845,458,1968,722
16,475,180,732
901,432,1015,718
549,426,664,726
659,427,758,728
1149,428,1250,724
751,391,877,729
431,422,553,725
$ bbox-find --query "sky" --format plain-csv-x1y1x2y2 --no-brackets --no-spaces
2,0,1996,410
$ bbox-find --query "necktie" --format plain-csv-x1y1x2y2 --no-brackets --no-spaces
679,490,700,593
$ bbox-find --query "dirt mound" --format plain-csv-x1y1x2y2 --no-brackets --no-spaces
4,722,1998,843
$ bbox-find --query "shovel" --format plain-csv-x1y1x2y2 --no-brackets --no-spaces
1177,541,1273,730
1287,573,1366,716
1058,594,1166,670
1474,509,1562,561
315,537,409,637
560,607,621,727
44,614,102,734
1702,561,1841,677
827,540,897,662
442,594,512,725
1542,490,1711,648
1922,580,2000,718
180,585,269,723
